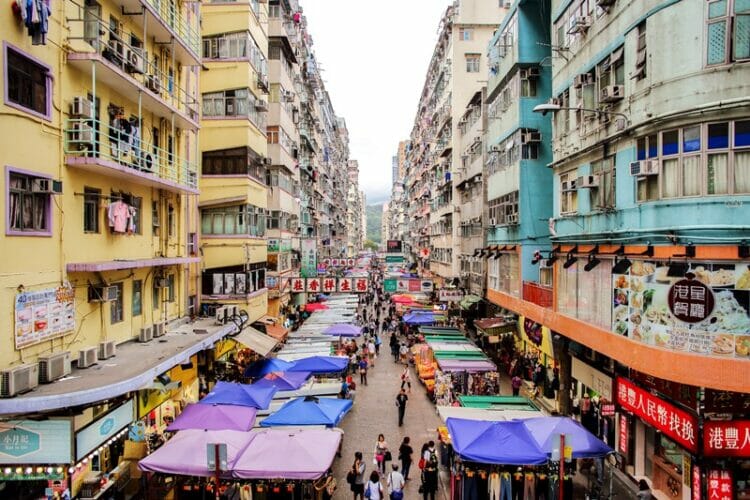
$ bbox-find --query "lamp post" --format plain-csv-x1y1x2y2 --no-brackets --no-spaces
532,103,630,126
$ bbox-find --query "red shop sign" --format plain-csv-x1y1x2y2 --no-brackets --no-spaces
704,420,750,457
692,465,701,500
619,414,628,454
707,469,733,500
616,377,699,453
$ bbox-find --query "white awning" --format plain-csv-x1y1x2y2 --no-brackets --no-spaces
437,406,543,423
233,327,278,357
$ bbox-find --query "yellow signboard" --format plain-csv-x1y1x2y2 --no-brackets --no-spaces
517,316,555,361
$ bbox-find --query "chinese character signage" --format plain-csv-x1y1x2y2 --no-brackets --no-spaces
321,278,337,293
612,261,750,358
354,278,369,293
290,278,305,293
338,278,353,293
619,414,628,454
707,470,733,500
384,280,397,293
267,239,280,252
616,377,699,453
300,239,317,278
692,465,701,500
704,420,750,457
288,277,367,294
15,285,76,349
386,240,403,253
439,290,464,302
0,420,71,464
306,278,321,293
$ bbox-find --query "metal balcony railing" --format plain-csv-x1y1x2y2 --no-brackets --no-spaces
523,281,553,308
144,0,201,55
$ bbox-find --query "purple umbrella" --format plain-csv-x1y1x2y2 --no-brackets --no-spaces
167,403,257,431
253,371,312,391
322,323,363,337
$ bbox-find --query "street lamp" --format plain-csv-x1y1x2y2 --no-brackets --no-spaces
532,103,630,126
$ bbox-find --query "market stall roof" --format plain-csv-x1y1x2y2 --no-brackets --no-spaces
199,381,277,409
437,406,543,423
244,358,296,378
232,428,342,480
265,323,289,341
232,327,278,357
433,351,490,359
419,327,463,335
523,417,613,458
287,355,349,374
436,359,497,373
425,342,481,352
403,311,438,325
474,317,517,335
423,336,470,344
139,429,254,477
458,395,538,410
167,403,257,432
322,323,363,337
253,371,312,391
259,396,353,427
446,418,548,465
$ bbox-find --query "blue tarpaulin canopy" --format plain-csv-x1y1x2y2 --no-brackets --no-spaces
244,358,296,378
523,417,613,458
446,418,548,465
199,381,277,410
403,312,437,325
260,396,353,427
287,356,349,374
253,371,312,391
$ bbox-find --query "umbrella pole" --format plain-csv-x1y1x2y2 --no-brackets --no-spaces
559,434,565,500
214,445,221,500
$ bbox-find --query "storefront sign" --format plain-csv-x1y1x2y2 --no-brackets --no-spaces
0,420,71,464
15,285,76,349
704,389,750,413
289,277,366,294
630,370,699,411
707,469,733,500
354,278,369,293
306,278,321,293
76,400,134,460
616,377,698,453
384,279,397,293
571,357,613,402
267,239,280,252
386,255,405,263
290,277,304,293
692,465,701,500
683,454,691,487
618,414,628,454
704,420,750,457
300,239,317,278
265,276,279,290
601,404,615,416
439,290,464,302
386,240,402,253
668,278,715,323
396,279,409,292
517,316,555,362
337,278,353,293
611,261,750,358
321,278,337,293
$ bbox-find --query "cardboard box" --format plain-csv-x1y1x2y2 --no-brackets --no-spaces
123,440,148,460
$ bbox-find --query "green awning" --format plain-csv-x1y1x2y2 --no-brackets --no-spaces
423,335,468,342
433,351,490,360
418,327,462,335
458,395,539,410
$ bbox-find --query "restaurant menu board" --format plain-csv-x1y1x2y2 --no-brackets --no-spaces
15,286,76,349
612,261,750,358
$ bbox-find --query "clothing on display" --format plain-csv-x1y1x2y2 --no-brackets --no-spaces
452,466,551,500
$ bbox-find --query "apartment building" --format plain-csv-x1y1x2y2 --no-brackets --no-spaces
347,160,364,257
403,0,506,285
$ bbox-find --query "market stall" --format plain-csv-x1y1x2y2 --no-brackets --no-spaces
258,396,353,427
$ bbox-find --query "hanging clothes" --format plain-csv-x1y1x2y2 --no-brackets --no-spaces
107,200,130,233
22,0,50,45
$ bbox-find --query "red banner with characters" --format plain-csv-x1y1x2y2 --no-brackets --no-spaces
707,470,733,500
704,420,750,457
616,377,699,453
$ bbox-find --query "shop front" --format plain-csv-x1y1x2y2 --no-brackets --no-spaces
512,317,559,412
703,419,750,499
0,419,71,499
616,377,698,500
570,357,615,445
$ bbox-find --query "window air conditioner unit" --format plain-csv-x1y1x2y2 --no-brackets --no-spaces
139,326,153,343
0,364,39,397
153,321,166,337
145,74,161,94
600,84,624,103
77,347,99,369
522,132,542,143
507,213,519,224
562,179,578,192
630,159,659,176
98,340,116,360
38,352,71,383
71,97,93,117
567,15,592,34
32,178,63,194
126,48,144,74
576,174,600,188
255,99,268,111
70,122,93,148
89,285,118,302
573,73,594,87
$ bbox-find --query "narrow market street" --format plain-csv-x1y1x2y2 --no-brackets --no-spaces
332,303,451,500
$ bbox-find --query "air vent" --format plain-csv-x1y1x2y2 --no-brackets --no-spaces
0,364,39,397
139,326,153,343
98,340,117,360
78,347,99,369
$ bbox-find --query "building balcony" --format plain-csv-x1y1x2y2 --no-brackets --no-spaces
268,17,298,45
64,118,198,194
522,281,553,308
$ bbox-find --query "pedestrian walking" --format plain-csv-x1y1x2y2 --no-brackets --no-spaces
374,434,390,474
374,333,382,355
511,375,522,396
396,388,408,426
349,452,366,500
358,357,368,386
368,339,377,367
366,471,384,500
399,343,409,365
420,441,439,500
398,437,413,481
387,464,405,500
389,333,399,362
400,366,411,393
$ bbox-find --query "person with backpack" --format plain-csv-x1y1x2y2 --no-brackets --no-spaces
420,441,439,500
348,452,366,500
365,471,383,500
387,463,405,500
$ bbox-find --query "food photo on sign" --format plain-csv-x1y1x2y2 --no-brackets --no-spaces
611,261,750,357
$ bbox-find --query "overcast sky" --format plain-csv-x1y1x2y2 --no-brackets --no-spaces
301,0,452,205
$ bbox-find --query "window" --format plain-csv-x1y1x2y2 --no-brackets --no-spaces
591,157,616,209
520,72,537,97
5,45,50,119
202,147,266,180
706,0,750,65
560,171,578,214
84,187,100,233
632,22,647,80
557,259,613,329
152,281,160,310
488,191,519,225
637,121,750,201
540,264,553,287
152,200,160,235
202,88,266,130
487,257,499,290
597,46,624,95
459,27,474,41
167,274,175,302
132,280,142,316
7,170,51,234
201,204,267,236
110,283,124,324
202,31,267,76
465,54,481,73
168,203,175,238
